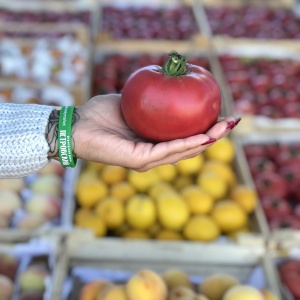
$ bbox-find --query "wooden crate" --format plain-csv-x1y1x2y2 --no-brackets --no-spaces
51,231,281,300
235,132,300,251
0,36,93,105
0,163,77,243
95,0,202,45
207,39,300,132
197,0,299,39
0,236,62,300
62,134,269,251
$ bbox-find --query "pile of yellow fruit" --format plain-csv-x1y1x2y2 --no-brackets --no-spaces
74,137,258,242
78,268,276,300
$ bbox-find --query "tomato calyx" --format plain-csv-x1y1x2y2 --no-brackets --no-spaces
162,51,188,77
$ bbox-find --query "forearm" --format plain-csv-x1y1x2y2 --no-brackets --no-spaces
0,103,55,178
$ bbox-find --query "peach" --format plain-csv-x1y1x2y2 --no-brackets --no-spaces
18,265,49,293
79,280,113,300
0,274,14,300
162,269,192,290
199,274,239,300
0,178,25,192
168,286,195,300
0,217,9,229
30,174,62,197
126,269,167,300
223,285,264,300
38,161,65,177
17,214,47,230
97,284,128,300
25,194,61,220
18,292,44,300
0,253,19,280
0,189,22,219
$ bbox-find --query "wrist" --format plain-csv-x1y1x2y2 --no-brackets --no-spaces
46,107,80,163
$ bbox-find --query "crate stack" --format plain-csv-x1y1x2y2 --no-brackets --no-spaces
1,0,300,299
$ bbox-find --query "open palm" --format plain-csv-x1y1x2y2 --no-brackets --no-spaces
73,94,238,171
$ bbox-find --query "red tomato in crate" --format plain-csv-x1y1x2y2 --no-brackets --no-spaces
121,51,221,142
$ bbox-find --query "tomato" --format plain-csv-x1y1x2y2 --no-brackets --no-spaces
121,51,221,142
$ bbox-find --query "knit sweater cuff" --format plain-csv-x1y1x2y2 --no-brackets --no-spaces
0,103,55,178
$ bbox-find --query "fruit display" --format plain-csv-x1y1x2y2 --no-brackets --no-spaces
219,54,300,119
63,265,278,300
73,137,259,242
241,135,300,231
204,5,300,39
0,238,58,300
0,8,91,26
0,85,76,106
0,37,89,86
0,160,69,239
100,5,199,40
92,53,211,96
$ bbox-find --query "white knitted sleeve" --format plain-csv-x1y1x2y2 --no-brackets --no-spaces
0,103,55,178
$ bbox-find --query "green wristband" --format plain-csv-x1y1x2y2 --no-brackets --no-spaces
58,106,77,168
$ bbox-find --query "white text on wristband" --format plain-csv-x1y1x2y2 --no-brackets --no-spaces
58,106,77,168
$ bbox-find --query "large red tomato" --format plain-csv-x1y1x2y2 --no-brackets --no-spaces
121,51,221,142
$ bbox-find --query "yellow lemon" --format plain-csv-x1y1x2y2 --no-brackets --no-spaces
76,172,108,208
100,165,127,185
177,154,204,176
111,181,136,203
173,175,194,191
125,194,156,230
196,171,228,201
74,207,91,226
122,230,150,240
211,200,247,233
95,196,125,229
85,161,105,172
148,182,176,200
230,185,258,214
155,230,183,241
181,185,214,215
202,160,237,188
78,213,107,237
147,222,162,238
112,223,130,237
128,169,160,192
157,192,190,231
154,164,178,182
183,215,220,242
205,137,235,164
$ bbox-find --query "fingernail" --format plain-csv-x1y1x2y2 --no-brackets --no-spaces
226,121,235,130
201,138,216,145
234,117,241,126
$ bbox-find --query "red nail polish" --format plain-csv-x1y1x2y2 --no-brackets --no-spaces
201,138,216,145
234,118,241,126
226,121,235,130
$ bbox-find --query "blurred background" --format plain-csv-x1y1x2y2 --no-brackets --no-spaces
0,0,300,299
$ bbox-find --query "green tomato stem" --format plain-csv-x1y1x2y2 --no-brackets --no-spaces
162,51,188,76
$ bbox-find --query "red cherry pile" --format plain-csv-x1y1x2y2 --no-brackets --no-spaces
100,6,199,40
205,6,300,39
92,54,210,96
0,8,91,25
244,141,300,230
220,55,300,119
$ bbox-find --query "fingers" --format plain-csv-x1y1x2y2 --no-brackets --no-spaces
133,116,241,171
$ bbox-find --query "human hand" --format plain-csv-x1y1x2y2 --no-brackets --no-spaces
69,94,240,171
